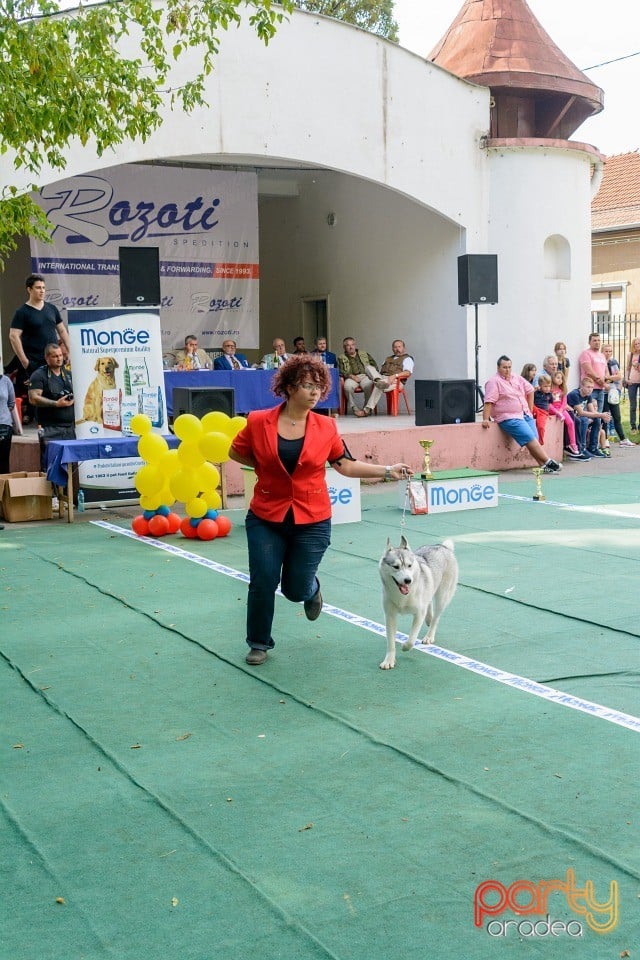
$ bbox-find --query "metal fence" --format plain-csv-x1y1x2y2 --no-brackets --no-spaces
591,313,640,369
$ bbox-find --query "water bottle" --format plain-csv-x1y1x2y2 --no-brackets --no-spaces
77,489,85,512
273,351,279,368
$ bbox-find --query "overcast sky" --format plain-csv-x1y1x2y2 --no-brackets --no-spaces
393,0,639,157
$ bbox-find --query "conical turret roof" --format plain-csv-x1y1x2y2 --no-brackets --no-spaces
429,0,603,138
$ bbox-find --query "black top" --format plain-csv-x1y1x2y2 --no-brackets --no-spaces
10,302,63,366
29,364,74,427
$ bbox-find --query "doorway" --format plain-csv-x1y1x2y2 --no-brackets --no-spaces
301,296,330,350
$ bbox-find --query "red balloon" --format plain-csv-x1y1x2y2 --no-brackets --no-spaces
166,512,182,534
180,517,199,539
132,515,150,537
148,514,170,537
197,519,219,540
215,515,232,537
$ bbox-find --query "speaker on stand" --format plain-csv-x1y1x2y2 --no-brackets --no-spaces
458,254,498,412
119,246,161,306
171,387,235,420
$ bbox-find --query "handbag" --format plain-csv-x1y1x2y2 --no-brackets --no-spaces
607,385,620,405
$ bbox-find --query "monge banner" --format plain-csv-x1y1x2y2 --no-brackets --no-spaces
31,165,259,351
68,306,167,502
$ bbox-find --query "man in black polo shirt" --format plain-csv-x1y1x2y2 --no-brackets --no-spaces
28,343,75,469
9,275,70,422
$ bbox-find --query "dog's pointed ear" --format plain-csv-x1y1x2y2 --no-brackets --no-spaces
386,537,392,549
400,534,409,550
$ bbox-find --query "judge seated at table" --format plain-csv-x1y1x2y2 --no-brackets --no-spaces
173,335,211,370
214,339,251,370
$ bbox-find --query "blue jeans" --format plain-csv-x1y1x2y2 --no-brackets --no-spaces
574,415,589,452
244,509,331,650
628,382,640,429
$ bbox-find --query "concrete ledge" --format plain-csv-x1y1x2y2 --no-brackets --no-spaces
12,419,564,498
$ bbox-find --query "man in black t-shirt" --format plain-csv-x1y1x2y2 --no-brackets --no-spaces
29,343,75,469
9,275,70,422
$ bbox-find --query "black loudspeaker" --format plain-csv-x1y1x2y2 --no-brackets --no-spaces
172,387,235,419
457,254,498,305
414,379,475,426
119,246,161,306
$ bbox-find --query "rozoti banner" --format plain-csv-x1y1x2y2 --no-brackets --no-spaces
31,166,259,351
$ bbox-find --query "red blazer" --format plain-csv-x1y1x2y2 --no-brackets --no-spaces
231,404,346,523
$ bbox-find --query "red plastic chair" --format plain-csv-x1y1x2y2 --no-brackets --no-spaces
385,378,411,416
14,396,23,425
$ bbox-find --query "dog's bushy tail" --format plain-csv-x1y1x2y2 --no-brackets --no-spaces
441,538,455,553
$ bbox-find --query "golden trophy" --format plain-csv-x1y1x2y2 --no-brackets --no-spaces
532,467,545,501
419,439,434,479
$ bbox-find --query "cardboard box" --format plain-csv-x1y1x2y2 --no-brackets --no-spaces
0,472,53,522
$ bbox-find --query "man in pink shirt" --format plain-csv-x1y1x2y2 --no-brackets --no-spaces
578,333,607,412
482,355,562,472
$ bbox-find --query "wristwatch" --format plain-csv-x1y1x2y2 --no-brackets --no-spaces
384,465,392,481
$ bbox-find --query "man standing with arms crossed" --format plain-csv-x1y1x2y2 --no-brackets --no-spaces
9,275,70,423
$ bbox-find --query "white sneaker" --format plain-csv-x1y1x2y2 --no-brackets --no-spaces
619,438,634,446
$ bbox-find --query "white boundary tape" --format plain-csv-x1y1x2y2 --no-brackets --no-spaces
93,520,640,735
499,492,640,520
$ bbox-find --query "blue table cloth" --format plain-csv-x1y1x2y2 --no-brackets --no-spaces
164,368,339,416
45,436,179,487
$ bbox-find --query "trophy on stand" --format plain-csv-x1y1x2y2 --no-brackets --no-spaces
532,467,545,501
419,439,434,479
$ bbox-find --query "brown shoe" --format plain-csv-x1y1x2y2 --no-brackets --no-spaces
304,587,323,621
246,648,268,665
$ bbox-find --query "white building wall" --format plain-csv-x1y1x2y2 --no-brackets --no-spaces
485,145,596,385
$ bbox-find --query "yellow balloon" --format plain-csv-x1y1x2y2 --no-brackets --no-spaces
140,492,163,511
158,448,180,478
200,431,232,463
158,487,175,508
195,462,220,492
186,496,207,519
134,464,163,496
170,469,201,503
173,414,203,442
226,415,247,438
202,489,222,510
201,410,230,434
130,413,152,436
178,439,206,469
138,433,168,463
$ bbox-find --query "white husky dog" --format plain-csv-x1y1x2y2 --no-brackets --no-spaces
378,535,458,670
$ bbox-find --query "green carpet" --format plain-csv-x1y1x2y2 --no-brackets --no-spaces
1,473,639,958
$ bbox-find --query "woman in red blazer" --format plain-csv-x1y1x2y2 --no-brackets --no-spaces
230,355,410,665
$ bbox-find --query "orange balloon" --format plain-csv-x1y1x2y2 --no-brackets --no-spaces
166,512,182,534
132,515,150,537
148,514,170,537
197,519,219,540
180,517,199,539
215,515,232,537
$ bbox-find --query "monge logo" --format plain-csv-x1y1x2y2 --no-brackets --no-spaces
80,327,150,347
40,175,222,246
474,869,619,938
328,484,353,507
430,482,495,508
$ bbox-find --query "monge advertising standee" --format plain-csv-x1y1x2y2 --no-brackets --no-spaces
68,307,167,498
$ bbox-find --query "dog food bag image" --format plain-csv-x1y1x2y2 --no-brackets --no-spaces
102,389,122,431
120,396,140,436
139,386,164,429
407,479,428,515
124,358,150,392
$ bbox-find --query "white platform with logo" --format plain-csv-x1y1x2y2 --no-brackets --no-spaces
400,469,499,515
241,466,361,524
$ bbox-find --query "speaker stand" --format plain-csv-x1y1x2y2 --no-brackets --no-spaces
474,304,485,412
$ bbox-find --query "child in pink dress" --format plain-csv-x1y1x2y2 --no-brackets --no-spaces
549,371,580,455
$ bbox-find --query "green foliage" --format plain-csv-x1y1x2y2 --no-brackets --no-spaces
0,0,294,266
294,0,398,41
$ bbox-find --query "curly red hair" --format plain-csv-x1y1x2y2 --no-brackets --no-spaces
271,355,331,400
